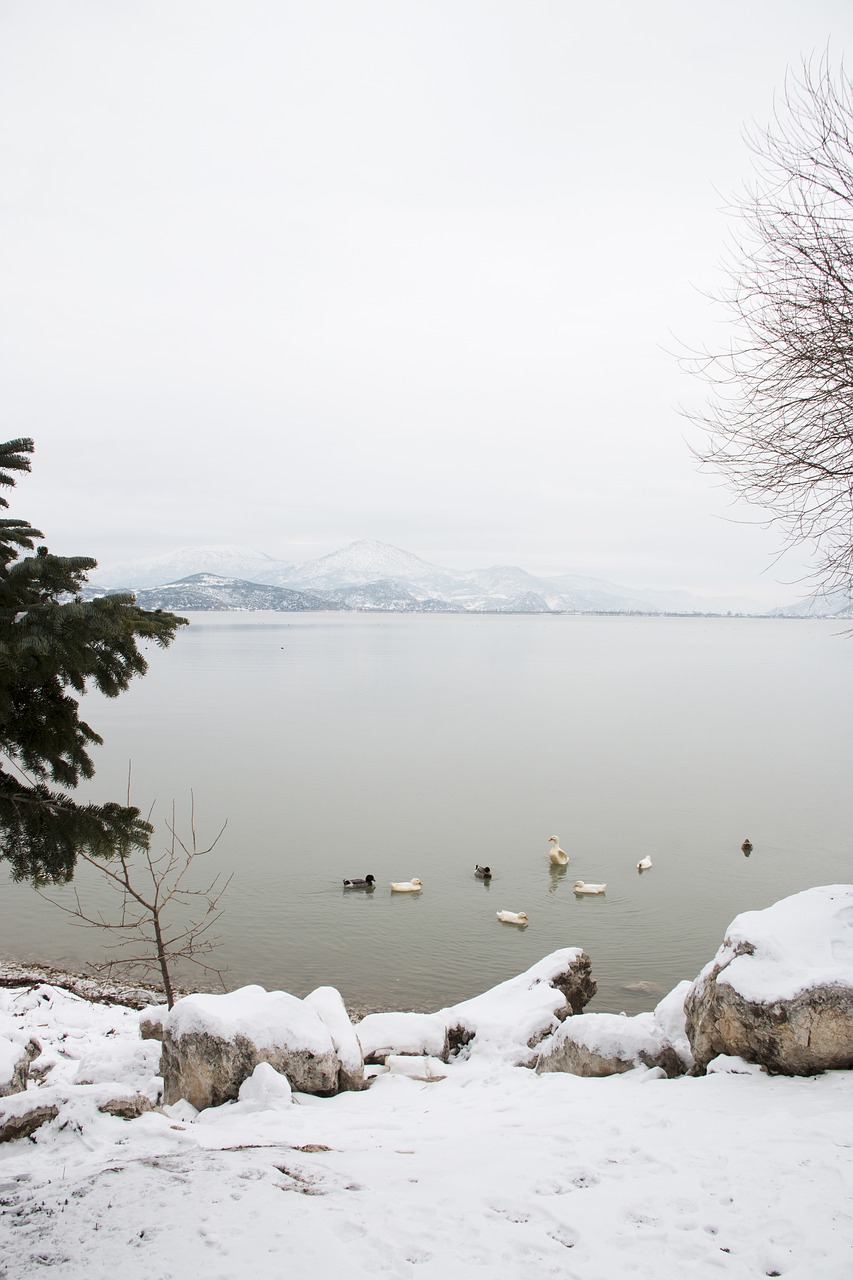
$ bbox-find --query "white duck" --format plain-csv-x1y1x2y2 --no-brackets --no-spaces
390,878,423,892
496,910,529,925
573,881,606,895
548,836,568,866
637,856,653,871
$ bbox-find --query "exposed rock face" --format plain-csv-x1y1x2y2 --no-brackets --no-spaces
685,886,853,1075
98,1093,156,1119
161,986,347,1108
0,1101,59,1143
139,1005,167,1042
544,953,598,1015
686,974,853,1074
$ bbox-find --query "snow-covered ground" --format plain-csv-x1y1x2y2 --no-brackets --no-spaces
1,977,852,1279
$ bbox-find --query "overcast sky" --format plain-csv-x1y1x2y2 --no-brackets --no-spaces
2,1,852,605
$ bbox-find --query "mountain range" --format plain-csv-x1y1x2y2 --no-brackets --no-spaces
89,539,850,617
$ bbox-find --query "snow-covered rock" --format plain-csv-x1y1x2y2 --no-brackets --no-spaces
652,980,695,1072
160,985,342,1108
303,986,366,1090
356,1011,450,1063
0,1081,157,1143
440,948,596,1066
685,885,853,1074
534,1010,685,1077
0,1036,32,1096
139,1003,167,1041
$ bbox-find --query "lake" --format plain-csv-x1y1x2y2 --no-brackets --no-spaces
2,613,851,1015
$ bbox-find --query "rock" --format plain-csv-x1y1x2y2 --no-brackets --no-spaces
440,948,597,1066
652,981,695,1072
139,1004,167,1041
685,885,853,1075
534,1010,685,1077
0,1037,34,1097
0,1099,59,1143
303,986,366,1090
356,1011,450,1064
161,985,342,1108
542,951,598,1015
98,1093,156,1119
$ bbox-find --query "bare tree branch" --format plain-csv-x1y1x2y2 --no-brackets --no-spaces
683,54,853,597
38,794,230,1007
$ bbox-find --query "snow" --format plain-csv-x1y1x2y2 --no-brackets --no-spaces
0,1037,24,1091
539,1010,669,1068
652,980,695,1070
694,884,853,1003
236,1061,293,1107
165,984,334,1056
1,906,853,1278
355,1010,448,1060
439,947,585,1065
304,986,364,1076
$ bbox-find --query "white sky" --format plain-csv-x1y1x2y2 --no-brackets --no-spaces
2,0,852,605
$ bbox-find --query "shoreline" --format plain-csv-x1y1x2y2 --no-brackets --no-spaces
0,960,390,1021
0,959,173,1010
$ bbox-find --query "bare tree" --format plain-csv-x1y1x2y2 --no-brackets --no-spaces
42,794,231,1007
686,55,853,595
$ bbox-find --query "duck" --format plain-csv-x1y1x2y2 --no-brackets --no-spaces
390,879,423,892
573,881,606,895
637,856,653,871
496,910,529,925
343,875,376,889
741,839,753,855
474,864,492,879
548,836,568,866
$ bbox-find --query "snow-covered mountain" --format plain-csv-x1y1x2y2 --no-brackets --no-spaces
95,545,293,590
128,574,338,613
281,540,447,592
90,539,768,615
769,587,853,618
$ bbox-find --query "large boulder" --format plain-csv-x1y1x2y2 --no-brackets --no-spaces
685,885,853,1075
160,985,349,1108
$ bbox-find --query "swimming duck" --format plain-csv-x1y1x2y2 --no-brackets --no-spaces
343,875,376,889
573,881,606,895
548,836,568,866
390,879,423,892
496,910,529,925
474,865,492,879
637,856,653,871
741,839,753,855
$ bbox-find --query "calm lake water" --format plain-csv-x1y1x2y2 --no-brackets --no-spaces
2,614,851,1015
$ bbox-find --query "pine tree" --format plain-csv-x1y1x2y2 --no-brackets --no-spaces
0,438,187,884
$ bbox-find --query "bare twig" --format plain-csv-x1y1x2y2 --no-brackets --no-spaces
38,792,230,1007
683,53,853,600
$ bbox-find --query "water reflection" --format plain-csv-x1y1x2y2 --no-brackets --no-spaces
547,863,568,892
